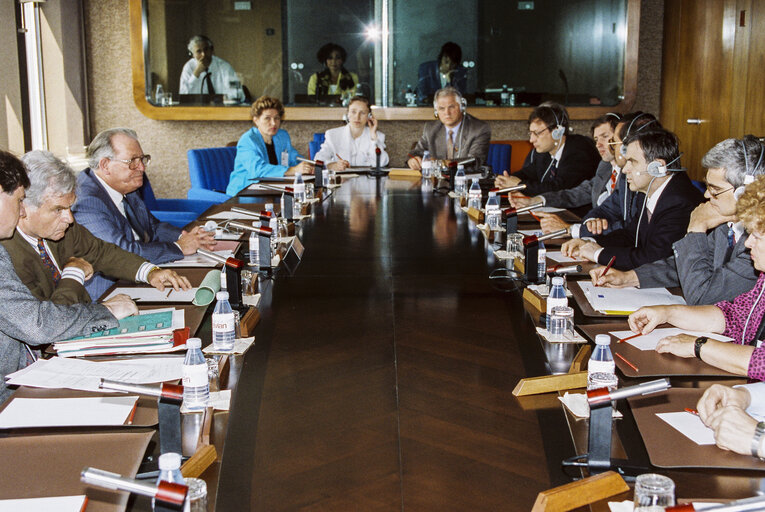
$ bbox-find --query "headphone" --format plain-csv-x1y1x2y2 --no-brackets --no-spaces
644,153,684,178
734,139,765,199
433,90,467,118
187,35,213,57
548,107,567,141
343,111,373,123
620,117,657,157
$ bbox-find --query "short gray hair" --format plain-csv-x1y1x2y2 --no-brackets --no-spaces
20,150,76,207
187,35,213,53
702,135,765,188
87,127,139,171
433,86,464,109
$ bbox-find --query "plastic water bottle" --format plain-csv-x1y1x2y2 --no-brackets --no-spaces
248,231,259,267
588,334,616,389
501,84,509,106
546,276,568,330
454,165,467,197
212,291,236,352
155,83,164,105
537,238,547,282
182,337,209,411
467,179,482,209
421,151,433,178
293,173,306,218
155,453,189,511
485,191,501,230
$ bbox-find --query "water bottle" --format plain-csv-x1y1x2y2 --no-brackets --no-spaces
537,238,547,282
248,231,259,267
155,452,189,511
588,334,616,389
182,337,209,411
421,151,433,178
293,173,306,218
212,291,236,352
405,84,416,106
501,84,509,106
485,191,501,230
219,267,227,291
454,165,467,197
546,277,568,330
467,179,482,209
155,83,164,105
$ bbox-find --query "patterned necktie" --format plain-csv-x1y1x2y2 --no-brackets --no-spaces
37,238,61,284
204,72,215,95
447,130,454,159
610,168,618,193
728,225,735,248
123,197,148,242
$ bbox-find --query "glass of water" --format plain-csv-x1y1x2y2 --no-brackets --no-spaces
548,306,574,341
506,233,525,258
184,477,208,512
633,473,675,511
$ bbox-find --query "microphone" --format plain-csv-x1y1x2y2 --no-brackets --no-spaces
666,495,765,511
547,264,582,275
522,228,568,245
230,207,273,222
297,157,318,166
100,379,183,401
375,147,381,172
228,221,273,237
587,378,670,407
495,184,527,194
82,467,188,506
197,248,245,270
503,201,544,216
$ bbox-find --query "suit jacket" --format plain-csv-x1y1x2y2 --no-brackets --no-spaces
578,172,639,238
0,245,116,403
227,128,302,195
540,160,614,209
634,224,758,305
513,134,600,196
416,60,468,104
1,223,147,304
594,173,705,271
410,114,490,166
73,169,183,298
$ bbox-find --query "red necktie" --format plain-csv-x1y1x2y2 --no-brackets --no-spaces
610,169,618,193
37,238,61,284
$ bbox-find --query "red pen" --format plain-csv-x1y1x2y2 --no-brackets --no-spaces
530,211,541,221
618,332,642,343
599,255,617,280
615,352,638,372
684,408,699,416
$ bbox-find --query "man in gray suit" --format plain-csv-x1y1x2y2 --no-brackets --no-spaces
0,150,136,403
590,136,763,305
406,86,490,169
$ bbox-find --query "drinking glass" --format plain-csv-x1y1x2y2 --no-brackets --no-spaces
633,473,675,511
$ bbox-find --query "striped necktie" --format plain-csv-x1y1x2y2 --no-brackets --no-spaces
123,196,148,242
37,238,61,284
447,130,454,159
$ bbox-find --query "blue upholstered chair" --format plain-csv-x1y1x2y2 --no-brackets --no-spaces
187,146,237,203
309,132,326,160
487,143,512,175
138,176,215,229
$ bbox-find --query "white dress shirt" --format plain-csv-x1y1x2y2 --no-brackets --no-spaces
179,55,240,98
315,125,390,167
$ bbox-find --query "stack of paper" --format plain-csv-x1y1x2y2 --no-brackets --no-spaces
0,495,88,512
577,282,686,314
609,328,732,351
160,249,234,268
103,287,198,303
0,396,139,428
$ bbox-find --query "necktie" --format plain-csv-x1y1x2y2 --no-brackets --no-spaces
610,168,618,193
204,72,215,95
37,238,61,284
447,130,454,159
123,197,148,242
728,225,735,248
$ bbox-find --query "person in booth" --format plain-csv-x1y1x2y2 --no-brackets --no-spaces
0,150,136,403
590,136,763,305
494,102,600,196
179,35,240,98
227,96,313,196
696,383,765,458
417,42,468,104
314,96,389,171
626,174,765,382
4,151,190,304
406,86,490,171
562,128,703,270
307,43,358,98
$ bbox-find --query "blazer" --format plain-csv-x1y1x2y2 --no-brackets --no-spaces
416,61,467,103
73,169,183,298
578,172,639,238
410,113,491,166
594,173,705,271
634,224,758,305
0,245,116,403
540,160,614,210
1,223,147,305
314,125,390,167
513,134,600,196
227,128,302,195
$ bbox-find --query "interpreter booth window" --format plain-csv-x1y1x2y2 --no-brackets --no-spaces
389,0,627,107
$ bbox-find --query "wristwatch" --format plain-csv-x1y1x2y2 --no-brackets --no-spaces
694,336,709,359
751,421,765,459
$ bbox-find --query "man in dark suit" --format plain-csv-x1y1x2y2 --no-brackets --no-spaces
416,42,468,104
494,102,600,196
73,128,215,296
589,136,763,304
3,151,190,303
407,87,490,169
562,129,704,271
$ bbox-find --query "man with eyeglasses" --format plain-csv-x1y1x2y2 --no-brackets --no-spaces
73,128,215,295
588,136,762,305
494,102,599,195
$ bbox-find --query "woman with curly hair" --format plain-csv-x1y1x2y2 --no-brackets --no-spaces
307,43,358,97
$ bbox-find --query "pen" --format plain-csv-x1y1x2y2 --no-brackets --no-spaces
618,332,642,343
530,211,541,221
615,352,638,372
684,408,699,416
126,401,139,425
165,289,172,298
599,256,617,280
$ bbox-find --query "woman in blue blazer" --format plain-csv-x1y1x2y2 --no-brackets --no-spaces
226,96,313,195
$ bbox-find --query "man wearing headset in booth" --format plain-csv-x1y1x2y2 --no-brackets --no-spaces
179,35,241,100
406,86,490,170
494,102,600,195
562,129,704,271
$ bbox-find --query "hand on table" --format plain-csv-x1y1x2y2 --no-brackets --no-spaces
494,171,520,189
655,333,697,358
561,238,586,258
628,305,672,335
705,405,759,456
508,194,534,208
583,217,609,235
177,226,217,255
536,212,570,234
575,241,602,262
64,257,94,280
286,161,314,176
148,268,192,292
697,384,751,423
407,156,422,170
102,294,138,319
328,160,350,171
589,267,639,288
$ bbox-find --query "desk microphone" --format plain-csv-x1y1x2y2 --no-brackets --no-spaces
523,228,568,245
197,248,245,270
296,157,318,166
495,184,527,194
587,378,670,407
230,207,273,222
502,201,544,217
369,147,387,177
666,495,765,511
547,264,582,275
82,467,188,509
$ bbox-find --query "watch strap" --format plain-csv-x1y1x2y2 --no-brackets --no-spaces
694,336,709,359
751,421,765,458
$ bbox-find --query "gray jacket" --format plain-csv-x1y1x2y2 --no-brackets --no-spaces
410,113,491,166
540,160,613,209
0,245,117,403
634,223,758,305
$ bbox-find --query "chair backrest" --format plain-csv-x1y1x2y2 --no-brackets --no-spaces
490,140,534,173
309,140,322,160
187,146,237,193
487,143,512,175
313,132,325,144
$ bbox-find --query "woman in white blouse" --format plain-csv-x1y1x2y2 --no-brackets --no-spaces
315,96,389,171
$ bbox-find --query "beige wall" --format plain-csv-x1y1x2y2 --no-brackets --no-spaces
84,0,664,198
0,1,24,154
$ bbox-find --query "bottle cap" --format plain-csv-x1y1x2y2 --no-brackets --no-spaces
595,334,611,346
488,191,496,197
186,337,201,349
551,276,564,286
158,452,182,470
216,291,229,301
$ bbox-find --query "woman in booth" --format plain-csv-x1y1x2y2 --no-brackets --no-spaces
314,96,389,171
628,170,765,381
307,43,358,98
226,96,313,196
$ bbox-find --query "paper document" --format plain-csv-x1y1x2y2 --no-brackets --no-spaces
576,282,685,313
214,231,243,240
547,251,582,263
609,328,732,351
206,210,259,220
104,287,198,303
0,495,87,512
521,206,564,214
0,396,138,428
160,250,233,268
5,356,184,392
657,411,716,445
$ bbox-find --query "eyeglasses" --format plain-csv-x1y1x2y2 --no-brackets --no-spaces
528,127,550,138
110,155,151,169
706,184,734,198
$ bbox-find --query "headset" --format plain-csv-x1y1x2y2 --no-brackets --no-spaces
734,139,765,199
548,107,567,141
187,35,213,58
620,117,657,157
644,153,684,178
343,111,373,123
433,88,467,118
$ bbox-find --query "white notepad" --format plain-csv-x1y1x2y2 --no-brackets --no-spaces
609,328,732,351
0,495,88,512
577,281,685,313
656,411,716,445
0,396,138,428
